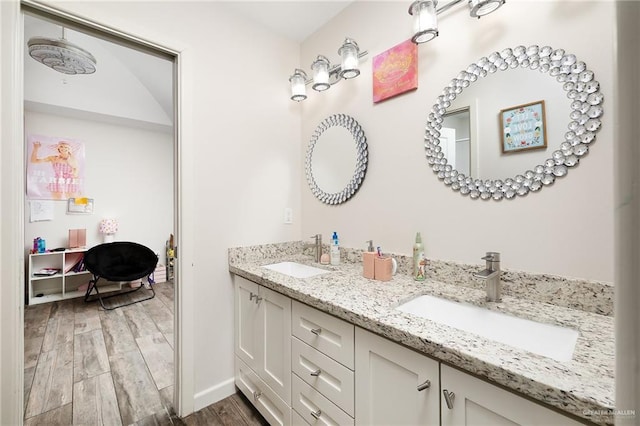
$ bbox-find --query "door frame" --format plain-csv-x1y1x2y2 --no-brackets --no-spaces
2,0,196,421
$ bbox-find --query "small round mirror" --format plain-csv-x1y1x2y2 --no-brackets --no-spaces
305,114,368,205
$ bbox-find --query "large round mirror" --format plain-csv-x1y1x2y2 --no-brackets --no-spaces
425,45,604,200
306,114,368,204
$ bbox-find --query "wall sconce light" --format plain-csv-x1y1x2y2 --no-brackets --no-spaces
288,37,368,102
409,0,506,44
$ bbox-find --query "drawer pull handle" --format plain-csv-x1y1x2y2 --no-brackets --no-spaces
310,409,322,419
443,389,455,409
253,390,262,402
249,292,257,301
310,369,322,377
310,327,322,335
417,379,431,391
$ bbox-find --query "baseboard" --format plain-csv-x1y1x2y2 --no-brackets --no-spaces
193,377,236,412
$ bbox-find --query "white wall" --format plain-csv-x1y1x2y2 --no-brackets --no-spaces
35,0,303,411
24,110,173,258
300,1,615,282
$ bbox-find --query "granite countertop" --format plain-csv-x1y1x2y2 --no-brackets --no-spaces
229,242,615,425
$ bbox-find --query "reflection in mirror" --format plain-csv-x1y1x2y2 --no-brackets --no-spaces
441,108,471,177
306,114,368,205
311,126,357,194
424,45,604,200
445,68,569,180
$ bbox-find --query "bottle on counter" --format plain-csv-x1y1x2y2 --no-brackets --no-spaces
330,231,340,266
413,232,426,281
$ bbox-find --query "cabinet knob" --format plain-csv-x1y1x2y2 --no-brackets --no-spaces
310,327,322,335
310,369,322,377
310,409,322,419
253,390,262,402
443,389,455,409
417,379,431,391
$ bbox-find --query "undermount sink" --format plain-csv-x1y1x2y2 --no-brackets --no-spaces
396,294,579,362
262,261,330,279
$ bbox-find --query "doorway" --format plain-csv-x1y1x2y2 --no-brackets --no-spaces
22,5,180,424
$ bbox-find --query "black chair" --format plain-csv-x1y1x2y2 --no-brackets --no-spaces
84,241,158,310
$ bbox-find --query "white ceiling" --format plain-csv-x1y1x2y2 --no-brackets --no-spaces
218,1,353,42
23,3,352,130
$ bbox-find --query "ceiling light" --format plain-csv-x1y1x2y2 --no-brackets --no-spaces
27,28,96,75
409,0,439,44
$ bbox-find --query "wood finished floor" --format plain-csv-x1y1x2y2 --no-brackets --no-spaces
24,281,267,426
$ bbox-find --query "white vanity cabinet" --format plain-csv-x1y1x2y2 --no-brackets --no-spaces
234,276,292,424
440,365,583,426
233,273,587,426
355,327,440,426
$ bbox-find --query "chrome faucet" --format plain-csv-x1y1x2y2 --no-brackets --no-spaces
307,234,322,263
473,252,501,302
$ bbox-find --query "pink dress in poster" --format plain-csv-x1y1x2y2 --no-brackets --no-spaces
27,134,85,200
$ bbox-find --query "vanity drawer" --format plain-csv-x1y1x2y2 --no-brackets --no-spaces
291,336,355,416
292,301,354,369
292,374,354,426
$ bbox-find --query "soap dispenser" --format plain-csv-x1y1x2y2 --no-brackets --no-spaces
330,231,340,266
363,240,375,279
413,232,426,281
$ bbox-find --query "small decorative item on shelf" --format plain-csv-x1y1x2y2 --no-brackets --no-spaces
99,218,118,243
166,234,175,281
68,228,86,248
33,237,46,253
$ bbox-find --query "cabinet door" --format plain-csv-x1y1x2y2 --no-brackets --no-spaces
355,327,439,426
259,285,292,404
235,356,291,426
234,276,261,371
441,365,583,426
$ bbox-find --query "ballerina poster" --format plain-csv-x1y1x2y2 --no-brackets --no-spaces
26,134,85,200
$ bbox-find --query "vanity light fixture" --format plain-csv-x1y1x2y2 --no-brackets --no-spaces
311,55,331,91
409,0,439,44
288,37,368,102
409,0,506,44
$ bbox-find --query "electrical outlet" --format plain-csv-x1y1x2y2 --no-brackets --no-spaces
283,207,293,224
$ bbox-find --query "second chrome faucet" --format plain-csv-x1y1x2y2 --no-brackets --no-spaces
308,234,322,263
473,252,501,302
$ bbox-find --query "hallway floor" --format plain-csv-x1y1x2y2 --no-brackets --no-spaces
23,281,266,425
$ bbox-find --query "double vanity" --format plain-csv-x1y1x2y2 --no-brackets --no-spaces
229,241,614,425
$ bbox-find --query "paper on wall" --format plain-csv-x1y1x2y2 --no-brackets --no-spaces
30,200,54,222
